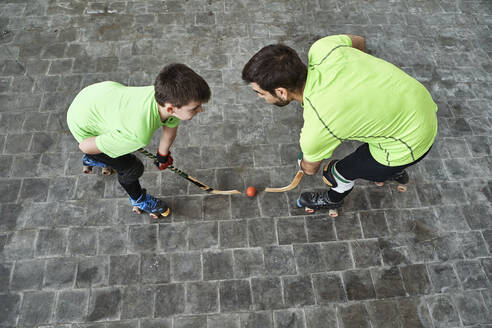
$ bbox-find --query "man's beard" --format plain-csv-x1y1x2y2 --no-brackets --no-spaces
273,98,290,107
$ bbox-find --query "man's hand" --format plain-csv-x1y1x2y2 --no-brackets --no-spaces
301,158,322,175
154,150,173,170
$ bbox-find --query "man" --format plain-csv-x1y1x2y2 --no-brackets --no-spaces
67,63,210,218
242,35,437,213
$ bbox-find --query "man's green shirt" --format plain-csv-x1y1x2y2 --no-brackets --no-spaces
67,81,180,158
300,35,438,166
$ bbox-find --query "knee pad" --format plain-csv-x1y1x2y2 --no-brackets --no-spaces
118,156,144,185
323,160,354,193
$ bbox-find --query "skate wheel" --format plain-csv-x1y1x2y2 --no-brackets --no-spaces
101,167,113,176
161,208,171,217
328,209,338,217
397,184,407,192
83,166,92,174
296,198,302,208
132,206,142,214
305,207,315,213
374,182,384,187
149,213,159,219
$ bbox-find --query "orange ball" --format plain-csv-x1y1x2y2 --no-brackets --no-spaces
246,186,256,197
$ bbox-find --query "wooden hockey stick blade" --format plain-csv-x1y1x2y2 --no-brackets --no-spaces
138,148,241,195
265,171,304,192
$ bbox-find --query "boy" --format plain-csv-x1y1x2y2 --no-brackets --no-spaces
67,63,211,218
242,35,437,213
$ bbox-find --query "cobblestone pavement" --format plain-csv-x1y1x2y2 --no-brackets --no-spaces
1,0,491,327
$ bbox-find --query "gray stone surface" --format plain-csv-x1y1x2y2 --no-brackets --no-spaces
1,0,491,327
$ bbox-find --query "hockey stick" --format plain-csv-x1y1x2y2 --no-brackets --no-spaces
265,170,304,192
137,148,241,195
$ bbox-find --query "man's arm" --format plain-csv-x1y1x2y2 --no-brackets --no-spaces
347,34,366,52
301,158,322,175
79,137,101,154
158,125,178,155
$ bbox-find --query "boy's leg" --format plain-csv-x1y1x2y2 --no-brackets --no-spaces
84,153,144,200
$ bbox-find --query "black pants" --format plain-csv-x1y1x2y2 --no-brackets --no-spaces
326,143,431,202
86,153,144,200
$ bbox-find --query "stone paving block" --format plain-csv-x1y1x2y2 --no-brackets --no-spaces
220,279,252,312
189,221,218,250
462,203,492,230
428,263,460,294
36,228,67,257
219,220,247,248
397,297,434,328
10,259,44,291
120,285,154,319
19,177,50,202
247,218,277,247
203,250,233,281
0,262,12,293
359,210,390,238
343,269,376,301
251,277,283,311
128,224,157,252
458,230,489,258
68,227,97,256
140,318,172,328
453,290,488,326
239,311,273,328
366,299,401,328
76,256,109,288
454,259,489,289
293,243,326,274
0,179,20,203
305,215,336,242
158,223,188,252
141,253,171,284
207,314,240,328
263,246,296,276
277,217,306,245
312,272,346,304
351,239,382,268
400,264,432,296
334,212,362,240
109,254,140,286
273,309,305,328
304,306,337,328
44,257,77,290
231,195,260,219
55,289,89,323
174,315,207,328
371,266,406,299
98,226,127,255
337,303,370,328
0,293,21,327
259,193,289,218
18,291,55,326
484,229,492,252
87,287,122,322
185,281,218,314
172,252,202,282
434,232,464,262
320,241,353,271
172,196,203,222
427,294,460,328
0,204,25,233
233,248,264,278
47,176,77,201
203,195,231,220
155,283,185,317
282,275,315,307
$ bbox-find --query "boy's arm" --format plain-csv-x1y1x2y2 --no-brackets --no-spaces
79,137,102,154
158,125,178,155
346,34,366,52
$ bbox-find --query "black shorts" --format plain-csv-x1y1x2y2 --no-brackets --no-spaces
335,143,431,182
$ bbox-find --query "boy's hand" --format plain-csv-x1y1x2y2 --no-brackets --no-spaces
155,151,173,170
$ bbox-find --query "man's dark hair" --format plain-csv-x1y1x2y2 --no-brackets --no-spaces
155,63,211,107
242,44,307,95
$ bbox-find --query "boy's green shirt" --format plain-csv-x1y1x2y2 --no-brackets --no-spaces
300,35,438,166
67,81,180,158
